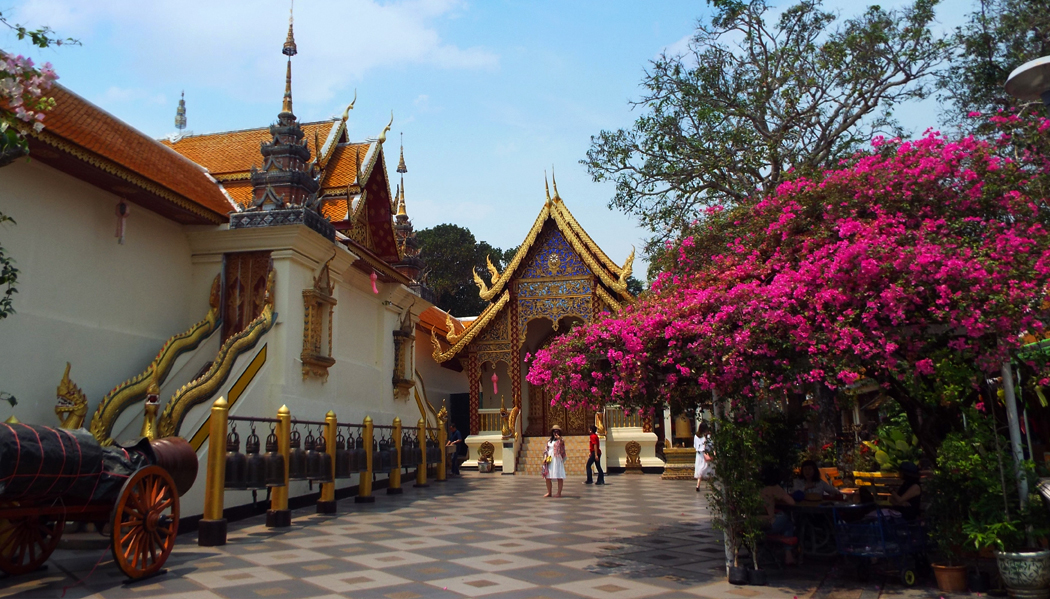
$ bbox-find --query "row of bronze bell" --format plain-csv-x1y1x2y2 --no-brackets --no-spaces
335,428,366,478
288,427,334,483
225,423,438,490
224,424,286,490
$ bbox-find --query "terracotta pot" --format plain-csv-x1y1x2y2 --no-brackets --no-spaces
995,549,1050,599
932,564,968,593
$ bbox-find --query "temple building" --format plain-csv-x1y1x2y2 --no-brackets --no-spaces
426,179,661,474
0,13,464,517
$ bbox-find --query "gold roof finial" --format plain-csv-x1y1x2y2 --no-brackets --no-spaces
544,171,551,204
378,111,393,144
397,132,407,174
281,1,297,115
341,89,357,121
551,166,561,201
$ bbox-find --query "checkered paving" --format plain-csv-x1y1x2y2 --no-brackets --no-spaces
3,474,937,599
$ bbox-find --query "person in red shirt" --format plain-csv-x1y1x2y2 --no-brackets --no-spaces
585,425,605,485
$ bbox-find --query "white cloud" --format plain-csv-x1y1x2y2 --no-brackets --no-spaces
9,0,498,104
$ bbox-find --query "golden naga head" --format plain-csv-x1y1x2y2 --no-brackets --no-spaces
55,362,89,429
472,266,490,295
140,383,160,441
486,254,501,284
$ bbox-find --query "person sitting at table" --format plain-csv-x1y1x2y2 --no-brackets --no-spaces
889,462,922,520
791,460,842,500
760,464,798,566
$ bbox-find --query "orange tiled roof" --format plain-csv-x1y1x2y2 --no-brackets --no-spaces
320,198,348,221
221,180,254,207
420,306,461,337
321,143,369,191
27,85,231,219
161,121,337,176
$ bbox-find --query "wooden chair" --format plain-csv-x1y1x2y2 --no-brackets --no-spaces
819,467,844,488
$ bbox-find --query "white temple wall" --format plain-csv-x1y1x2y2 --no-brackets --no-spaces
0,159,210,426
414,328,467,411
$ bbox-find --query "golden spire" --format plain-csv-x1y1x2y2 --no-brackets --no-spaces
397,180,407,217
397,133,407,174
544,171,551,203
551,167,561,201
281,2,297,115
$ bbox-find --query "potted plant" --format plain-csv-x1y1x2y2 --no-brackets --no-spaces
926,430,979,592
960,422,1050,598
707,416,765,585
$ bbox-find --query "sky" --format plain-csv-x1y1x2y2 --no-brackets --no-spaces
2,0,973,279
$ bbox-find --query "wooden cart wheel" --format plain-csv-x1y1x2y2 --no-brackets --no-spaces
0,504,65,576
111,465,179,580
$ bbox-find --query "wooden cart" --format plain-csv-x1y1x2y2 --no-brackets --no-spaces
0,427,196,581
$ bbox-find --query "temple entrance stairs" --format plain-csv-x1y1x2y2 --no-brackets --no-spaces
517,436,592,476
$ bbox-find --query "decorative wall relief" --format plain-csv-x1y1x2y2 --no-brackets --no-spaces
302,257,337,381
392,307,415,397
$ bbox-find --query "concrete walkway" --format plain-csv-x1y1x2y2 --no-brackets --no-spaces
1,473,981,598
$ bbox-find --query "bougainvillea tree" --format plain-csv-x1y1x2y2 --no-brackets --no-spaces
528,108,1050,455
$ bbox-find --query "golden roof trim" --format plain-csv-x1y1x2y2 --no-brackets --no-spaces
29,127,226,224
550,206,633,296
430,291,510,363
595,284,624,313
473,205,550,301
553,200,624,276
213,172,253,182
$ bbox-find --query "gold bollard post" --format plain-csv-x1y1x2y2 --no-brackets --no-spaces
267,405,292,527
388,417,403,495
355,416,375,503
437,417,448,482
414,418,429,488
318,410,338,514
199,396,228,546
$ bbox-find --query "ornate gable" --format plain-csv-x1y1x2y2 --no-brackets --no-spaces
519,226,588,280
430,180,635,364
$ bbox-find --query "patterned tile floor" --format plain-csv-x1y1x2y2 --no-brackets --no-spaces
1,474,973,599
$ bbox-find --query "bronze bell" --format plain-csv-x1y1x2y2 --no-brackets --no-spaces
245,427,268,490
224,426,247,489
313,428,333,482
346,430,360,475
265,428,286,487
401,433,413,468
304,429,322,481
354,430,368,472
375,436,392,474
288,428,308,481
335,429,353,478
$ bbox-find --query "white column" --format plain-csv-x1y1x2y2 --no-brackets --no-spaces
1002,362,1029,506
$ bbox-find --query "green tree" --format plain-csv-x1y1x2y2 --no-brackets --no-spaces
939,0,1050,124
417,224,511,317
584,0,946,255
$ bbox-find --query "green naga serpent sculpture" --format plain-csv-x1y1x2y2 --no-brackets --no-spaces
87,275,222,446
157,269,277,439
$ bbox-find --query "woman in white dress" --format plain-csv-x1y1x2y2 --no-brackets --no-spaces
694,423,711,490
543,425,567,498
